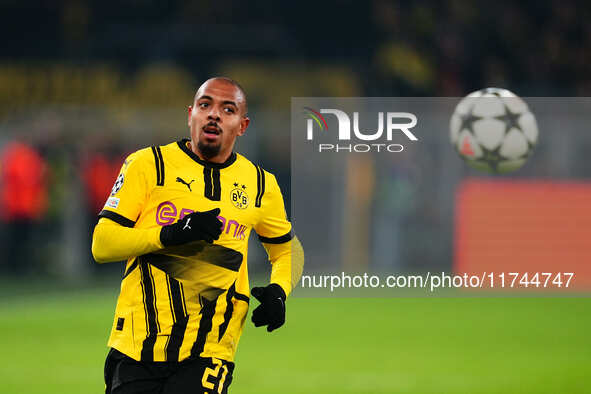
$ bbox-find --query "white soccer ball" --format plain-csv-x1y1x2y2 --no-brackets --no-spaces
449,87,538,173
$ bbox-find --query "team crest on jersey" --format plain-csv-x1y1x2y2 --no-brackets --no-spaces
230,186,249,209
111,174,125,196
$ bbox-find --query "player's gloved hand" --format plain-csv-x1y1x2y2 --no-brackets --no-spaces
160,208,222,246
251,283,286,332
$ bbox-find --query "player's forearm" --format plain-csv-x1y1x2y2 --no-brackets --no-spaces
92,218,163,263
265,236,304,297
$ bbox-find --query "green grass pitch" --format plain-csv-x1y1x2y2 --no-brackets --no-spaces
0,283,589,393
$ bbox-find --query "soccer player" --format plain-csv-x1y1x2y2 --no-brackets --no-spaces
92,77,304,394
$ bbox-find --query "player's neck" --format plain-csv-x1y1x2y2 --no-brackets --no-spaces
189,140,232,164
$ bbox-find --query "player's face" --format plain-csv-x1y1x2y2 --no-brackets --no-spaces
188,80,249,162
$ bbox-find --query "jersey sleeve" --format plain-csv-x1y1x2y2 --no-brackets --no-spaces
98,149,154,226
253,171,293,243
92,217,163,263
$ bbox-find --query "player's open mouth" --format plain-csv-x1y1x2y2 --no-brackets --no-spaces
203,124,221,135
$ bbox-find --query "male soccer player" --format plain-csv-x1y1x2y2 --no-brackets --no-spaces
92,77,304,394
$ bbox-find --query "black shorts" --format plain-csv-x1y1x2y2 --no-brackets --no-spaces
104,348,235,394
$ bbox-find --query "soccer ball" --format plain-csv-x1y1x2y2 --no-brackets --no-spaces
449,87,538,173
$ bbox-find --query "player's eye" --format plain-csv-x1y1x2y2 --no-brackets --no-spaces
224,107,235,113
199,102,209,109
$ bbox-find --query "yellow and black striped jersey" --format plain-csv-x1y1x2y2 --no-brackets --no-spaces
98,139,293,363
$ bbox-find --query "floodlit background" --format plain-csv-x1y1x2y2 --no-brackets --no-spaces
0,1,590,393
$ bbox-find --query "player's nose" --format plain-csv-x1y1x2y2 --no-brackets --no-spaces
207,106,221,121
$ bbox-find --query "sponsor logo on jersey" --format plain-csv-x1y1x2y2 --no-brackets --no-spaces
176,176,195,192
155,201,247,240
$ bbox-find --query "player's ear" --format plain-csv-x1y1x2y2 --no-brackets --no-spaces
187,106,192,127
238,116,250,136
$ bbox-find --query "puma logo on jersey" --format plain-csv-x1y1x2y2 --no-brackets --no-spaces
183,218,192,230
176,177,195,191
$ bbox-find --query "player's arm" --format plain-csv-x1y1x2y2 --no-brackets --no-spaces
92,208,222,263
91,149,222,263
92,217,162,263
93,208,222,263
262,236,304,298
251,171,304,332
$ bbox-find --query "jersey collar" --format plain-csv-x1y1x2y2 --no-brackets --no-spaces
177,139,237,169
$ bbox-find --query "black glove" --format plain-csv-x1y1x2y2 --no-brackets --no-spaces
160,208,222,246
251,283,286,332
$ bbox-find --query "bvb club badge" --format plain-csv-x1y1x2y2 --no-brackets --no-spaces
230,185,249,209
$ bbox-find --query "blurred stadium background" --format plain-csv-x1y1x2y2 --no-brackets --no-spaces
0,1,590,393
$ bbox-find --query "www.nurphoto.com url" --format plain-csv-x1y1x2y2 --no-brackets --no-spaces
300,272,575,292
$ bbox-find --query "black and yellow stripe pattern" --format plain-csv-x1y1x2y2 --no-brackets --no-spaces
151,146,165,186
165,275,188,362
254,164,265,208
102,140,293,363
203,166,221,201
139,260,159,361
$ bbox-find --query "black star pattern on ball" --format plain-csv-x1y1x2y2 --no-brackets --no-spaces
475,145,504,173
459,107,482,135
495,105,522,136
